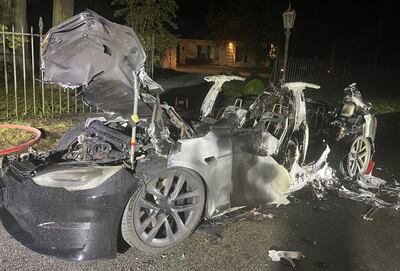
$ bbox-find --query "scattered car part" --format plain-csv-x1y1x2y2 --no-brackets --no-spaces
302,238,317,247
362,206,380,221
268,250,305,267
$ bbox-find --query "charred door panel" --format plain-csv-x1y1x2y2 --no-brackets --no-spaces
229,129,291,207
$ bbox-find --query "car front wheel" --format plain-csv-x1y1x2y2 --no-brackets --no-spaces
121,167,205,254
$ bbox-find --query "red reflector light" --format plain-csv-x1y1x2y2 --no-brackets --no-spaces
365,160,375,176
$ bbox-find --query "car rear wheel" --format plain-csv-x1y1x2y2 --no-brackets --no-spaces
341,136,372,178
122,167,205,254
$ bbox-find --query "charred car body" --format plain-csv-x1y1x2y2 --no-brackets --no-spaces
306,83,377,177
0,10,377,260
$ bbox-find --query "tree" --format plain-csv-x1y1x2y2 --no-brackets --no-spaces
0,0,13,27
14,0,27,31
52,0,74,26
0,0,28,75
207,0,280,66
112,0,178,64
0,0,26,30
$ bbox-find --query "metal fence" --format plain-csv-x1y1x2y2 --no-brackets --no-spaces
0,19,101,119
270,57,400,101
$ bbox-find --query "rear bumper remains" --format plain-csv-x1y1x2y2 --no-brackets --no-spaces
0,162,138,261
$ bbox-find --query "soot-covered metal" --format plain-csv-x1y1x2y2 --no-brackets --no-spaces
41,9,162,117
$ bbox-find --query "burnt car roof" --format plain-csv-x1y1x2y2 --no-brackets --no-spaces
41,9,161,117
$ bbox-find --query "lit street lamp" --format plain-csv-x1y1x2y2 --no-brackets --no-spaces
282,2,296,81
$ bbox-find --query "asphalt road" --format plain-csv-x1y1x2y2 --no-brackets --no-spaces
1,90,400,270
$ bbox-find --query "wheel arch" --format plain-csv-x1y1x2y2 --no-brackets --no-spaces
366,136,375,157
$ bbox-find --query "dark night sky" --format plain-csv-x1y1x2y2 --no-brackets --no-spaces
27,0,399,66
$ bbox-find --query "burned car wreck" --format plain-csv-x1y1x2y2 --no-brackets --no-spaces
0,10,377,261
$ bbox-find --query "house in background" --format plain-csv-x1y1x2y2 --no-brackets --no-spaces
160,47,177,69
161,38,257,69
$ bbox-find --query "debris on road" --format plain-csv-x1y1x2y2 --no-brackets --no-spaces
362,206,380,220
302,238,318,247
250,208,275,219
289,144,400,215
356,175,386,189
263,213,274,219
178,254,186,261
197,221,223,244
312,206,328,214
313,261,330,269
268,250,305,267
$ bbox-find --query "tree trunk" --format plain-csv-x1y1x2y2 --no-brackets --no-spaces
52,0,74,26
0,0,27,30
14,0,27,31
0,0,13,27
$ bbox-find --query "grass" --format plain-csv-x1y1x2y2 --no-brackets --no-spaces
0,83,95,118
369,98,400,114
0,114,89,154
0,127,37,150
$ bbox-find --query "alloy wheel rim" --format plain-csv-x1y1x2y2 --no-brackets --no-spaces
347,137,371,177
133,169,202,247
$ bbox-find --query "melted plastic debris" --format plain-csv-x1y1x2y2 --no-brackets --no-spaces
356,175,386,189
289,145,337,197
268,250,305,267
362,206,380,220
250,209,275,219
290,145,400,212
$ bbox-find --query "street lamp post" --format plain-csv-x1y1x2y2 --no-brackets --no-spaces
282,3,296,81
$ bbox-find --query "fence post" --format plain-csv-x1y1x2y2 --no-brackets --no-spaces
82,90,85,113
74,89,78,113
58,86,62,113
269,58,275,85
30,26,36,115
50,84,54,114
151,33,154,78
67,88,70,113
39,17,45,115
12,25,18,117
21,26,27,115
2,27,9,117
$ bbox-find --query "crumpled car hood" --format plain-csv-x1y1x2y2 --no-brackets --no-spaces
41,9,161,117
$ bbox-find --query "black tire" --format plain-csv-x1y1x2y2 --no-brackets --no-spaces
339,135,372,178
58,123,85,150
121,164,205,254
